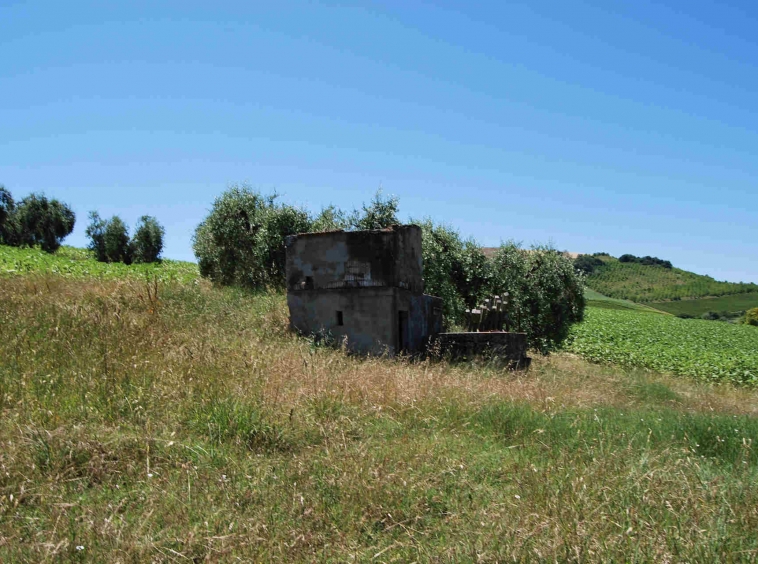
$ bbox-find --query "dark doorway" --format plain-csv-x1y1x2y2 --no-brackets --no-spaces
336,311,344,326
398,310,409,353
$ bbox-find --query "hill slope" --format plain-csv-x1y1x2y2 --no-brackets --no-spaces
585,256,758,303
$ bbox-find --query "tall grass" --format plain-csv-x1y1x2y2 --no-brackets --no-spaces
1,275,758,561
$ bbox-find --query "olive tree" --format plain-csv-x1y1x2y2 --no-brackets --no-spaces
192,185,311,289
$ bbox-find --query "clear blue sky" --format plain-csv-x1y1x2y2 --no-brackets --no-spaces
2,1,756,282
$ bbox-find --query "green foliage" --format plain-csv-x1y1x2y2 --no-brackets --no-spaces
413,220,491,326
0,244,199,283
566,307,758,385
103,216,132,264
0,186,18,245
651,293,758,317
9,192,76,253
85,211,108,261
311,205,348,232
573,254,605,275
488,244,585,352
347,189,399,230
746,308,758,327
619,254,672,268
131,215,165,263
586,258,758,302
192,185,311,289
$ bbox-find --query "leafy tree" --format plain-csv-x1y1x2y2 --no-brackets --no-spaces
488,244,585,352
103,216,132,264
347,190,399,230
574,254,605,275
192,185,311,288
311,205,348,232
413,220,489,327
14,193,75,252
0,186,19,245
746,308,758,327
132,215,165,263
85,211,108,261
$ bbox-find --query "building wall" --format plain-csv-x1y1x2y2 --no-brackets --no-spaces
285,225,423,293
285,224,441,356
287,288,396,355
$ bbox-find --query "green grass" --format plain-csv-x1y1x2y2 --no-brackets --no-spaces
566,306,758,385
586,257,758,302
2,249,758,560
584,287,667,314
647,292,758,317
0,244,200,283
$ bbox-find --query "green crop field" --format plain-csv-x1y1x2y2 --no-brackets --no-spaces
2,246,758,561
585,258,758,302
566,306,758,385
0,244,199,284
648,293,758,317
584,287,667,314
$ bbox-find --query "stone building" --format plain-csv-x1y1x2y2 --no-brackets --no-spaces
285,225,443,355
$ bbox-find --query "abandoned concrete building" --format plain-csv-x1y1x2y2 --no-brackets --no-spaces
285,224,443,355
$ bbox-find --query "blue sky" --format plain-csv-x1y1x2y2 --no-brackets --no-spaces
1,1,756,282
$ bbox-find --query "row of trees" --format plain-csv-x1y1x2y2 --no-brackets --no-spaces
0,187,75,252
86,213,165,264
192,185,585,351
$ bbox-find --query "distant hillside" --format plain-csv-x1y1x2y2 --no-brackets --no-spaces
583,255,758,303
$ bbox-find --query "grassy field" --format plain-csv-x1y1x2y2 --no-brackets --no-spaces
1,247,758,561
566,307,758,385
585,257,758,303
647,292,758,317
584,288,667,314
0,244,200,284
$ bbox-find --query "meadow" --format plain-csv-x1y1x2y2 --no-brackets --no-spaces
648,292,758,318
2,247,758,561
0,244,199,284
565,307,758,385
585,258,758,302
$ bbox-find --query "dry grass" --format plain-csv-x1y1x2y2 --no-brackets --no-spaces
1,275,758,562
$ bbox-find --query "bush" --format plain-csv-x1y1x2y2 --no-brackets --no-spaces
413,219,491,327
347,189,399,230
0,186,19,245
488,244,585,352
574,254,605,275
131,215,165,263
103,216,132,264
85,212,108,261
8,193,76,253
86,213,132,264
746,308,758,327
192,185,311,289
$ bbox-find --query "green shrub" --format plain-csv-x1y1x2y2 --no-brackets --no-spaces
192,185,311,289
574,254,605,275
489,244,585,352
10,192,75,253
414,219,491,327
131,216,165,263
86,213,132,264
346,189,399,230
0,186,19,245
746,308,758,326
103,216,132,264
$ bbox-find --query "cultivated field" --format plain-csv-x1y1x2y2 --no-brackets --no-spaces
1,248,758,561
585,258,758,302
566,307,758,385
648,292,758,317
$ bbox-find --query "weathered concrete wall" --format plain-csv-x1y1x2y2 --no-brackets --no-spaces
287,288,396,355
287,287,443,356
285,224,441,356
285,225,423,293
